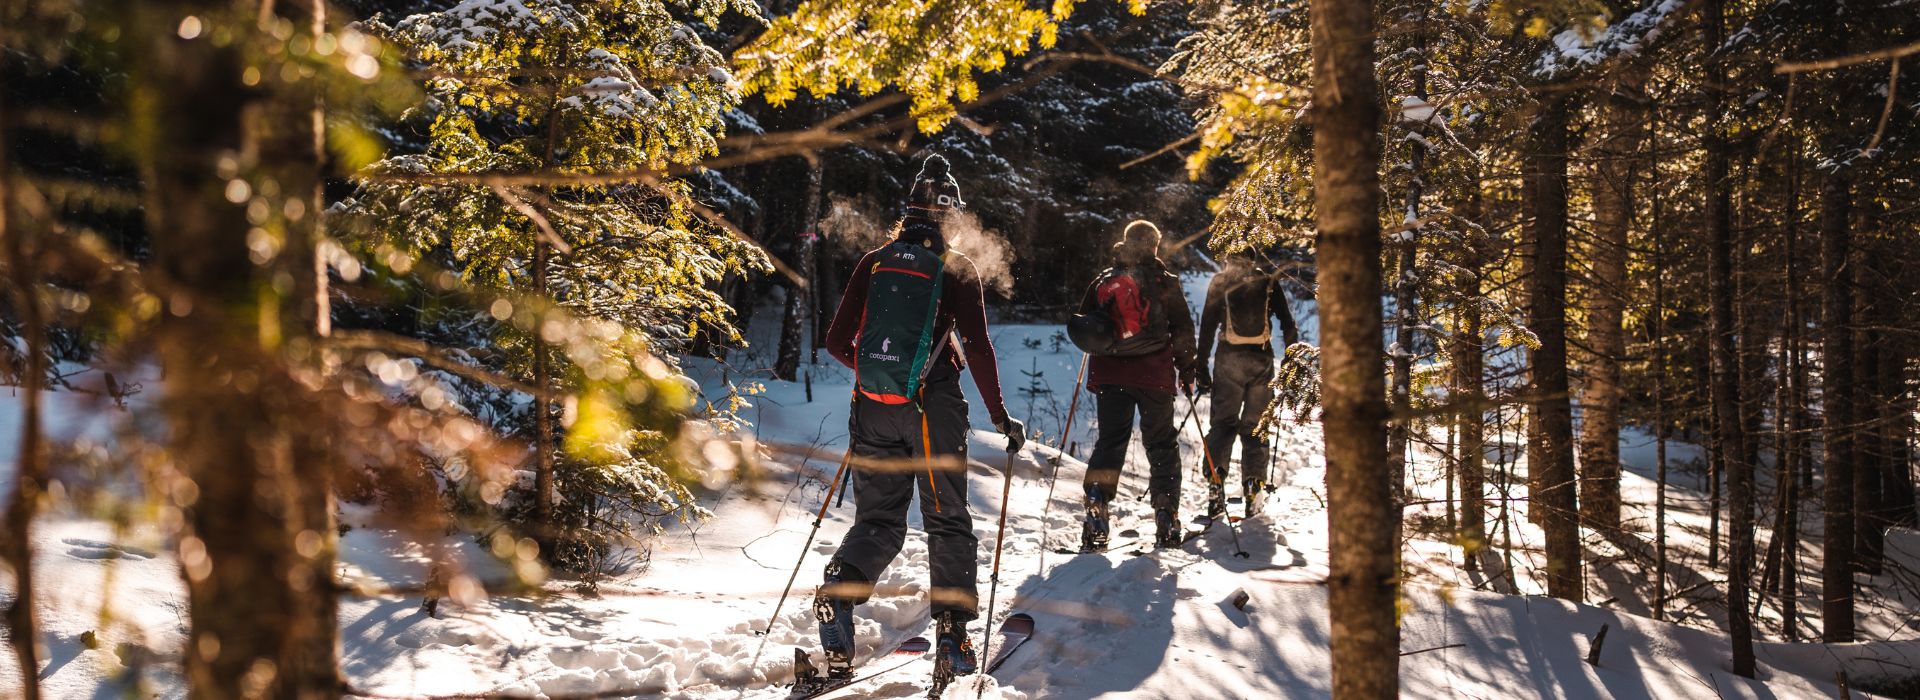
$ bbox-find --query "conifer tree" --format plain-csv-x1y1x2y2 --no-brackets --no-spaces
342,0,772,563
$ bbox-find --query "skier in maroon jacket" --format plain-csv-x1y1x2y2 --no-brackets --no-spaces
1075,220,1199,551
809,155,1024,685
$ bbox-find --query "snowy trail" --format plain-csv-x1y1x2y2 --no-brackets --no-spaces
3,281,1915,698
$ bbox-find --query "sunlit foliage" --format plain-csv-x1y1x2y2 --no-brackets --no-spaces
738,0,1146,132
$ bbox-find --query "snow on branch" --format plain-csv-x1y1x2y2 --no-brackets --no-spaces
1534,0,1685,79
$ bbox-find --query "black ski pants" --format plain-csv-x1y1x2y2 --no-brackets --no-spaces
1205,345,1274,488
829,372,979,620
1083,385,1182,512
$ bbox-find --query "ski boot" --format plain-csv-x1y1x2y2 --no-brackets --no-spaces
812,560,862,679
930,612,977,697
1082,493,1111,552
1205,480,1228,521
1153,508,1183,549
1244,478,1269,519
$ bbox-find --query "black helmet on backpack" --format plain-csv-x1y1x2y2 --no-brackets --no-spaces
1068,309,1118,355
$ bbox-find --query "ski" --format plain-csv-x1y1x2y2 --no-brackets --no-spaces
1126,524,1211,556
786,637,931,700
1052,525,1143,555
1054,537,1142,556
985,613,1035,673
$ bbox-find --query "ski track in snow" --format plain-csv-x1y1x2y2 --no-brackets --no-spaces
1,274,1915,698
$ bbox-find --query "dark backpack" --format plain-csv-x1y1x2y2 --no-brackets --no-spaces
1069,266,1169,357
856,241,947,402
1221,269,1274,345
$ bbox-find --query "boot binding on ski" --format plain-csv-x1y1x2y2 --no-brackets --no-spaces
936,612,978,676
1153,509,1182,549
929,612,977,698
1244,478,1269,519
1082,495,1111,552
814,560,863,677
1205,481,1227,521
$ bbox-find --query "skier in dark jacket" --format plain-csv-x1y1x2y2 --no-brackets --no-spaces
810,155,1025,686
1076,220,1199,551
1196,251,1298,519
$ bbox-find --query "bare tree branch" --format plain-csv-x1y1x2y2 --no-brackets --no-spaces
1776,39,1920,73
327,329,551,399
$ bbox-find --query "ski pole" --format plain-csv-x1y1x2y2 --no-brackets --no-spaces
1051,353,1090,467
1039,353,1088,557
975,446,1018,698
1181,388,1250,559
1180,388,1215,485
751,445,855,670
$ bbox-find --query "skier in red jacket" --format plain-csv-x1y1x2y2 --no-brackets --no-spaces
807,155,1024,688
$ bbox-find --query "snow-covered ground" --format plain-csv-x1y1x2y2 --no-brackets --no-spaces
2,272,1917,698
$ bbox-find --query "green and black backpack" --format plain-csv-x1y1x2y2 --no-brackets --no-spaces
855,240,947,404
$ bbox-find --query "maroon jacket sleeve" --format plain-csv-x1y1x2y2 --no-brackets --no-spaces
946,257,1010,426
825,251,877,370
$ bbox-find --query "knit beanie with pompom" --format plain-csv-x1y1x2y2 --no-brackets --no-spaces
904,154,964,223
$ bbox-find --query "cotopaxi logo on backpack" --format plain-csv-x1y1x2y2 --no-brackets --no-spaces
866,336,902,363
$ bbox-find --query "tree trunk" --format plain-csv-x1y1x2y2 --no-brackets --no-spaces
1772,136,1804,641
1648,107,1670,623
139,9,320,695
775,158,824,382
1455,187,1487,572
1704,0,1753,674
1578,69,1641,532
1387,54,1424,571
1525,93,1581,602
0,77,47,700
1853,255,1886,575
1784,255,1808,640
533,227,555,530
1820,164,1855,643
248,0,341,692
1879,337,1917,529
1310,0,1397,696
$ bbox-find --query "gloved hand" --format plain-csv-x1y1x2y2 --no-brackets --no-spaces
995,416,1027,453
1194,364,1213,396
1179,365,1199,397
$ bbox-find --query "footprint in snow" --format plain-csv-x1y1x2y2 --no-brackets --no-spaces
63,538,156,561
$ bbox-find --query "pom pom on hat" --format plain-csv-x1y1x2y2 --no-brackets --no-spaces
905,153,964,222
918,153,952,179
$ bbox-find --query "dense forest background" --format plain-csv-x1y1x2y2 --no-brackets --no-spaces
3,0,1920,698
